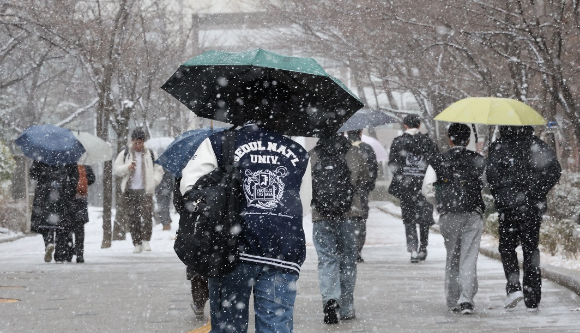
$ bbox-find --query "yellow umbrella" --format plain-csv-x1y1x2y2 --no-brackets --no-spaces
434,97,546,125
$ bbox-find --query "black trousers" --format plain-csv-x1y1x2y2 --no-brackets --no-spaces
400,197,434,253
353,217,367,260
66,224,85,259
498,209,542,308
186,266,209,307
42,228,74,262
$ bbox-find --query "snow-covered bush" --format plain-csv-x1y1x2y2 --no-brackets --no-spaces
547,172,580,222
484,212,499,239
540,217,580,258
0,198,26,233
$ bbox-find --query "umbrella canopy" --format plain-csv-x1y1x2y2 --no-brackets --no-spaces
145,137,174,153
155,128,227,178
338,108,399,132
15,125,86,165
161,48,364,137
434,97,546,125
72,131,113,165
361,134,388,162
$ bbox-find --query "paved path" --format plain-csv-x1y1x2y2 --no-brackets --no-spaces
1,208,579,332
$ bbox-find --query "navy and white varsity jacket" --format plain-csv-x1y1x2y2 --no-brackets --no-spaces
181,124,312,275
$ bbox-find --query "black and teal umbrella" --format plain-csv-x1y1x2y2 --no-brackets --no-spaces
161,49,364,137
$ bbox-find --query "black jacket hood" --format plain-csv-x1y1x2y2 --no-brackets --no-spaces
499,126,534,139
317,135,351,156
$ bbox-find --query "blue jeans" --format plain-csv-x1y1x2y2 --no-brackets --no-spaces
312,218,358,318
208,263,298,333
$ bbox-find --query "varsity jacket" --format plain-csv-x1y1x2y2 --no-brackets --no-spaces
181,124,312,275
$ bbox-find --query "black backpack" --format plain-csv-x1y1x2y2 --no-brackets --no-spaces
435,150,484,214
312,138,355,218
174,130,243,278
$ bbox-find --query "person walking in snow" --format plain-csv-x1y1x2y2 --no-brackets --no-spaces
387,114,439,263
345,129,378,263
67,165,96,263
486,125,561,312
113,129,164,254
173,176,209,320
180,123,311,333
422,123,485,314
155,157,174,231
310,133,371,324
30,161,78,263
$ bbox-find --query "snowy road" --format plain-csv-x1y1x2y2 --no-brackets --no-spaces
0,207,579,332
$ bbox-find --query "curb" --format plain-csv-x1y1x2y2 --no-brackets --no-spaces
377,206,580,297
0,234,25,244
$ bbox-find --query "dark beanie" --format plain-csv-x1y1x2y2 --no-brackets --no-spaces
403,114,421,128
131,129,146,141
448,123,470,146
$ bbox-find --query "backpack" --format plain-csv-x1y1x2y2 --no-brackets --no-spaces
174,130,243,278
434,150,484,214
312,139,355,218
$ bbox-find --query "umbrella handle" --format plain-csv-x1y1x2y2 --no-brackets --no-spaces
472,124,478,143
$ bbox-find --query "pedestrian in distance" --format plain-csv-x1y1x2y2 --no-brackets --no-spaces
155,150,174,231
30,161,78,263
67,165,96,263
180,123,311,333
113,128,164,254
345,129,378,263
387,114,440,263
422,123,485,315
310,133,372,324
486,125,561,312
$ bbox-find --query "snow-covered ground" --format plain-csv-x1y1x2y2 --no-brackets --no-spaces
2,202,579,273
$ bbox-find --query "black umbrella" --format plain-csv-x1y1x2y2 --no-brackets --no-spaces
161,49,364,137
338,108,399,132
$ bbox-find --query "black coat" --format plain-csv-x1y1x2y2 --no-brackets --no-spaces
30,162,79,232
387,132,439,201
486,126,561,213
434,147,486,214
70,166,96,226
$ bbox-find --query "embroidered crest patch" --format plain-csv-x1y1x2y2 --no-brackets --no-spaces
243,166,288,209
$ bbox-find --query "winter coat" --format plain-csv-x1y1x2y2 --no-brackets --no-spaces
180,124,312,275
422,147,486,215
310,135,372,221
113,144,164,195
351,140,378,219
486,126,561,214
70,165,96,226
387,129,440,201
30,162,78,232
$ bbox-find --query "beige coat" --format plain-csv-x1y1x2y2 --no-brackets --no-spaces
310,145,370,221
113,145,164,195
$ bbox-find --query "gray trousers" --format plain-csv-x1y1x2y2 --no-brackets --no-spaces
439,212,483,309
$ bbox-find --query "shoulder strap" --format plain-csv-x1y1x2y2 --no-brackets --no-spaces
221,129,237,171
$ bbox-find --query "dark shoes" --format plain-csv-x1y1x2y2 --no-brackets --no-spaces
76,256,85,263
356,257,364,263
459,302,474,314
417,249,427,261
410,251,419,263
323,299,339,324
